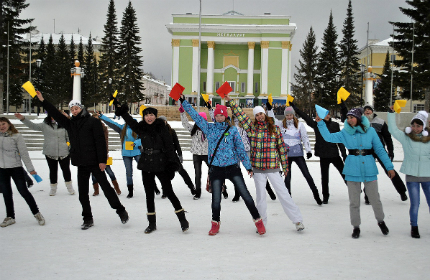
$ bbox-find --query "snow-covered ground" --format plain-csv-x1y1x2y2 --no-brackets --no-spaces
2,119,429,279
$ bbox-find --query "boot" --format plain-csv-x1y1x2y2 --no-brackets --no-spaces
378,221,389,235
222,185,228,199
127,185,133,198
49,183,57,196
112,180,121,195
254,218,266,235
352,227,360,239
144,213,156,234
194,187,201,200
175,209,189,232
313,190,322,205
65,181,75,195
232,185,240,202
155,185,161,195
208,220,220,236
411,226,420,238
188,184,196,196
92,183,99,196
34,212,45,226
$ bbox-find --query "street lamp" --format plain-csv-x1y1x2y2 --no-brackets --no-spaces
360,64,365,107
36,59,42,115
108,78,112,113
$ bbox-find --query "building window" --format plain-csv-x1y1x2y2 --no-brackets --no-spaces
215,82,220,91
241,82,245,93
228,82,235,92
254,82,259,94
203,82,206,92
414,104,425,113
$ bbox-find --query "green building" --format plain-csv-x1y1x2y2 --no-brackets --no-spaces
166,11,296,106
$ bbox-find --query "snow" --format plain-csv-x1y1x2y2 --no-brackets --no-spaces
2,120,429,279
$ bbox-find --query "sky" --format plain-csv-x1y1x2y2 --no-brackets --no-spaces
20,0,411,85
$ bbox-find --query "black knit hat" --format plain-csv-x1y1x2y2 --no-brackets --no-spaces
142,107,158,117
363,105,374,112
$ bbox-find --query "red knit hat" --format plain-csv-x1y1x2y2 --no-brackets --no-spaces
214,105,228,118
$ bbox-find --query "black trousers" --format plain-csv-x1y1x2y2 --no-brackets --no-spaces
373,153,407,195
45,156,72,184
77,165,125,221
192,154,208,195
285,156,318,194
319,156,346,199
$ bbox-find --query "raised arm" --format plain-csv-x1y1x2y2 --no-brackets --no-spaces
181,98,209,135
317,120,345,144
100,114,123,134
291,103,317,129
228,99,255,136
16,114,43,131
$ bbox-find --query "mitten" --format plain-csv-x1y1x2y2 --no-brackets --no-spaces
266,102,272,111
115,103,129,116
306,152,312,159
179,95,185,103
179,105,184,113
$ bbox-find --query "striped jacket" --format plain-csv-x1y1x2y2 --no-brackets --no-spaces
230,101,288,172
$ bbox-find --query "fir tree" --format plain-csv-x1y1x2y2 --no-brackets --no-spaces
56,33,71,105
118,1,144,104
82,34,98,105
390,0,430,102
77,37,84,66
42,35,58,104
292,27,319,115
373,51,393,111
316,11,340,111
339,0,361,106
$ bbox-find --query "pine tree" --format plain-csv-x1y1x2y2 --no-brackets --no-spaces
99,0,120,103
82,34,98,106
292,27,319,115
42,35,58,104
33,36,46,113
56,34,71,105
118,1,145,104
390,0,430,102
373,51,393,111
77,37,84,67
316,11,340,111
339,0,361,106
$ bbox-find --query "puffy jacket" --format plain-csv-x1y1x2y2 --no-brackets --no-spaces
100,114,141,157
367,113,394,155
318,116,393,182
180,112,208,155
182,100,251,170
387,112,430,177
21,118,70,158
0,132,34,172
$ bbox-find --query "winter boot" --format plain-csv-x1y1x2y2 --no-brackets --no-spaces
411,226,420,238
175,209,189,232
118,209,129,224
295,222,305,231
112,180,121,195
323,195,329,204
49,183,57,196
193,187,201,200
81,218,94,230
188,184,196,196
313,190,322,205
266,182,276,200
378,221,389,235
254,218,266,235
208,220,220,236
400,193,408,201
127,185,133,198
92,183,99,196
352,227,360,239
65,181,75,195
232,185,240,202
144,213,157,234
34,212,45,226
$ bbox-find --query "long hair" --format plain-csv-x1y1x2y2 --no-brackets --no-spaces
120,123,137,144
0,117,19,135
254,115,276,135
353,117,367,132
282,115,299,129
43,113,63,129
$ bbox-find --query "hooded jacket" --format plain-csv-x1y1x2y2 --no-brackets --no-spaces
180,112,208,155
0,131,34,171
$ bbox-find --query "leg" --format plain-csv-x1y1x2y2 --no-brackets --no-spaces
421,181,430,213
375,153,407,198
77,166,93,221
58,156,72,182
284,157,294,194
156,171,183,211
320,158,330,202
104,166,117,181
253,173,269,224
406,182,420,227
177,163,195,194
11,168,39,215
331,156,346,184
0,169,15,219
123,156,134,198
265,180,276,200
92,166,125,213
141,171,157,213
347,181,362,228
45,156,59,184
193,154,205,198
209,166,224,222
295,156,322,205
364,180,385,223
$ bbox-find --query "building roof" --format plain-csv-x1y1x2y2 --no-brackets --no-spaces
21,32,101,45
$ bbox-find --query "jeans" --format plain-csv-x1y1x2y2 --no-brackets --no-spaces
123,155,140,186
320,157,346,199
0,167,39,219
45,156,72,184
193,154,208,195
209,164,260,222
77,165,125,221
406,181,430,227
285,156,318,194
92,165,116,184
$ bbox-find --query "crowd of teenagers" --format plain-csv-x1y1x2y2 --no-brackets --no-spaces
0,90,429,239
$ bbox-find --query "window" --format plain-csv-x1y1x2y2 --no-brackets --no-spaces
228,82,236,92
254,82,259,94
414,104,425,113
241,82,245,93
215,82,220,91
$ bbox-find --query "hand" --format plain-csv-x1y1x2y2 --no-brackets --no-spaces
388,106,394,113
247,170,253,178
61,111,70,118
315,115,322,122
178,105,185,113
36,91,44,101
14,113,24,120
205,101,212,110
387,170,395,179
306,152,312,159
224,95,231,102
99,163,106,172
30,171,37,175
389,153,394,162
266,102,272,111
179,94,185,103
178,155,183,163
289,101,296,109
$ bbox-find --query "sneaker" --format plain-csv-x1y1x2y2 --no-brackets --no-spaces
352,227,360,239
118,210,129,224
295,222,305,231
34,212,45,226
255,218,266,235
208,220,220,235
378,221,389,235
81,219,94,230
193,194,200,200
0,217,16,227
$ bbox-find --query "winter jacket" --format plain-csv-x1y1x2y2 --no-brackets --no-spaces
180,112,208,155
367,113,394,155
171,129,183,157
230,100,288,172
100,114,141,157
42,100,107,166
267,109,312,156
21,118,70,158
119,111,179,173
387,112,430,177
318,116,394,182
182,100,251,170
293,106,347,159
234,118,250,152
0,132,34,172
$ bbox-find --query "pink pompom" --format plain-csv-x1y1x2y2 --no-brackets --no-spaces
179,105,184,113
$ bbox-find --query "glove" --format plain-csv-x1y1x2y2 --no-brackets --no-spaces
178,155,183,163
179,95,185,103
266,102,272,111
179,105,184,113
289,101,296,109
306,152,312,159
115,103,129,116
205,101,212,110
389,153,394,162
109,94,120,107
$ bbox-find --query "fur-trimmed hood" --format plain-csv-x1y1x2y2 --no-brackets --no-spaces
343,115,370,135
405,127,430,143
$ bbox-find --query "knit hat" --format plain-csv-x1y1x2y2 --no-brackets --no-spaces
253,106,265,117
284,106,295,116
142,107,158,117
347,108,362,120
363,105,374,112
68,100,83,109
405,111,428,136
158,115,167,122
199,112,208,121
214,105,228,118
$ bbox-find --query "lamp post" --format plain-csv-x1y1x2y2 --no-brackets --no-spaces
36,59,42,116
108,78,112,113
360,64,365,106
6,21,10,114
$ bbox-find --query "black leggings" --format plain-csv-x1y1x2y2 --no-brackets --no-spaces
45,156,72,184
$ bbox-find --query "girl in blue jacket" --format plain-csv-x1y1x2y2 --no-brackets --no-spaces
316,108,395,239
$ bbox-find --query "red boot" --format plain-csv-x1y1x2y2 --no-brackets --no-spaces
255,218,266,235
208,220,220,235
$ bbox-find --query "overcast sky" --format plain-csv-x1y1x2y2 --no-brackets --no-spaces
21,0,411,85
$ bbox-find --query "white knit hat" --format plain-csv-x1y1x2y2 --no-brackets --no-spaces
253,106,265,117
68,100,83,109
405,110,428,136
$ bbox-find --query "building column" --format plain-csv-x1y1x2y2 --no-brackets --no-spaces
192,39,199,93
288,43,293,96
247,42,255,96
281,41,291,96
207,41,215,94
365,67,374,107
261,41,269,95
172,39,180,86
